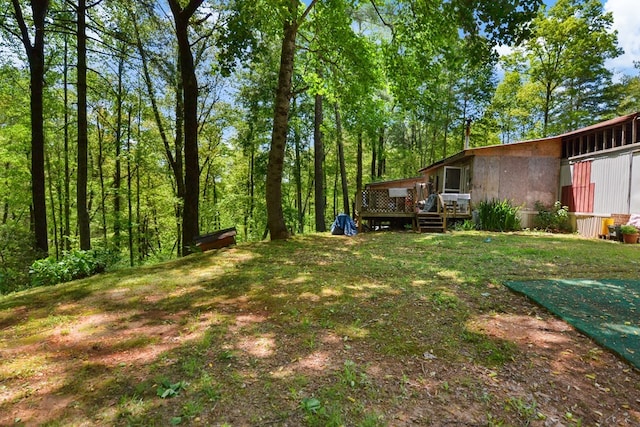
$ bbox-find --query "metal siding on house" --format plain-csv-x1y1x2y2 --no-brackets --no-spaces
560,161,594,212
575,215,604,238
591,153,631,214
572,161,594,213
631,153,640,213
560,164,572,188
560,164,573,210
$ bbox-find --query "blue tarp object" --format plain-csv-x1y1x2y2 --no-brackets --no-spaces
331,214,358,236
421,193,438,212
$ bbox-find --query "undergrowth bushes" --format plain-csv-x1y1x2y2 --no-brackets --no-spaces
1,237,122,294
29,248,120,288
0,223,41,294
476,199,521,232
533,201,571,232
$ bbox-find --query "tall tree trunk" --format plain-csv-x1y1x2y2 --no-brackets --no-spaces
63,35,71,251
31,1,49,255
96,114,107,244
461,97,468,151
418,123,427,167
243,122,256,240
265,1,317,239
266,3,299,241
334,104,349,216
55,126,64,256
213,177,220,230
377,129,385,178
313,92,326,232
292,98,304,234
127,108,134,267
543,82,552,137
356,130,363,210
333,164,338,218
430,124,437,167
136,100,142,262
371,136,377,181
443,82,453,159
2,163,9,224
113,48,125,248
46,153,58,259
12,0,49,255
201,160,212,231
130,4,186,254
77,0,91,250
169,0,201,254
174,72,185,255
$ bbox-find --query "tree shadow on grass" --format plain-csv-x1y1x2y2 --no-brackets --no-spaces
2,232,640,425
0,236,408,425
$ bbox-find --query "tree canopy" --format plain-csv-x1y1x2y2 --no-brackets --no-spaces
489,0,622,139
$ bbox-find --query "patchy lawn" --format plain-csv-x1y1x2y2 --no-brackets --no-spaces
1,231,639,426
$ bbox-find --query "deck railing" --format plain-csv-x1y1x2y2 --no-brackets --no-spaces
356,189,472,216
356,188,417,215
356,189,474,232
440,193,472,216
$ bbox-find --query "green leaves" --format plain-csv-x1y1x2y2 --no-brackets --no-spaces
28,248,119,288
526,0,621,134
300,397,322,413
477,199,521,232
157,379,187,399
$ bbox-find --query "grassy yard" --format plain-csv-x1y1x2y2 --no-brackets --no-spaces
1,231,639,426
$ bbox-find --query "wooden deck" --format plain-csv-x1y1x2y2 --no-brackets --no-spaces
355,189,472,233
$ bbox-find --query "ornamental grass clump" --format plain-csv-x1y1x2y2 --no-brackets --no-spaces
476,199,521,232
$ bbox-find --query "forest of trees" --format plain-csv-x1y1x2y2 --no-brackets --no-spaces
0,0,638,289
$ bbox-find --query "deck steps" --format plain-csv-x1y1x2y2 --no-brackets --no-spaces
417,213,446,233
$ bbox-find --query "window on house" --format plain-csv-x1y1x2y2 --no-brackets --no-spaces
625,122,633,145
443,167,462,193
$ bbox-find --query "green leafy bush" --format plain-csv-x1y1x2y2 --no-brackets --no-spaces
453,219,476,231
533,201,571,232
476,199,521,232
29,248,119,288
0,223,41,294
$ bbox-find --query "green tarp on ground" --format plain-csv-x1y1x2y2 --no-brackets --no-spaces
505,279,640,369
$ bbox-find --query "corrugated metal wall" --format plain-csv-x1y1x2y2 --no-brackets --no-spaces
561,161,595,213
575,215,606,238
591,153,631,214
631,153,640,213
573,161,594,212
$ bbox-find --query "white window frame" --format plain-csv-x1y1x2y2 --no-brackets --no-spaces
443,166,462,193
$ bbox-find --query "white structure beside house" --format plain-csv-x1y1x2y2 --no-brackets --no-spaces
559,112,640,236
